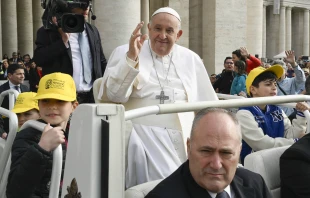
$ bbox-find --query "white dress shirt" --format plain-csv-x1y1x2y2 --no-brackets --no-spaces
9,81,20,93
69,30,93,92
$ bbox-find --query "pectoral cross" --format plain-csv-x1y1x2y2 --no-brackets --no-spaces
156,91,169,104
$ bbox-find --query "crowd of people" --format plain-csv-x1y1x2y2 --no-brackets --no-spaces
1,53,42,92
1,3,310,198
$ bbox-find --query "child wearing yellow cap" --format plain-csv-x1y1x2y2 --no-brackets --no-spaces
7,73,78,197
1,92,40,140
12,92,40,129
236,65,309,164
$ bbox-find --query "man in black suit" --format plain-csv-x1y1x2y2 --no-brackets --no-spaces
280,133,310,198
146,108,271,198
0,64,29,139
33,0,107,104
8,52,21,64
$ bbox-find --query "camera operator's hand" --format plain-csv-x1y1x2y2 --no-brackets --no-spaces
285,50,297,67
52,17,70,45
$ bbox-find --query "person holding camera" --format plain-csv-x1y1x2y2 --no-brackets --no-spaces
33,0,107,104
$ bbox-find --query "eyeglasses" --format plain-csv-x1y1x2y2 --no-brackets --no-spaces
225,62,234,65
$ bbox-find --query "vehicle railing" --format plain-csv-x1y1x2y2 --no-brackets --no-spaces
125,95,310,120
216,93,246,100
0,90,19,181
18,95,310,198
0,109,17,183
0,89,19,110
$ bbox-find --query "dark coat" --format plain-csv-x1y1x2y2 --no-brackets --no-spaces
6,120,67,198
33,23,107,80
8,58,22,64
28,67,41,92
280,133,310,198
146,160,272,198
0,81,29,135
213,70,235,94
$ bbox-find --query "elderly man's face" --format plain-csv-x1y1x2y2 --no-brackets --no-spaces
187,112,241,193
148,13,182,56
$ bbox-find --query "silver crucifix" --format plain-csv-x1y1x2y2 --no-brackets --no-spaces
156,91,169,104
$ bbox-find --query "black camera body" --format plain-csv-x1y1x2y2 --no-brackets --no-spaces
41,0,90,33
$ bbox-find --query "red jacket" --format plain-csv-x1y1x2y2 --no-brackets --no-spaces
246,55,262,73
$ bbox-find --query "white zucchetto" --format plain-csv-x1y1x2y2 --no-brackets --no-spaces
151,7,181,22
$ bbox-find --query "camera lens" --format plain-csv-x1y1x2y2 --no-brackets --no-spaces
61,13,85,33
66,16,78,29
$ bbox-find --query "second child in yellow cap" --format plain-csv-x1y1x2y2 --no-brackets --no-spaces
12,92,40,129
236,65,309,164
7,72,78,197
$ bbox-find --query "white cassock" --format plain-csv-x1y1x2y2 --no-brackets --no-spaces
98,40,218,188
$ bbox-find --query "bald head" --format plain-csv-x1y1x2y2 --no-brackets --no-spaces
187,108,242,192
190,108,242,142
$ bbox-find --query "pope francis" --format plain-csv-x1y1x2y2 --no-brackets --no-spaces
98,7,218,188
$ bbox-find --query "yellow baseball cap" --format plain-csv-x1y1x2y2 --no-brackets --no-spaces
12,92,39,114
34,73,76,101
246,65,284,95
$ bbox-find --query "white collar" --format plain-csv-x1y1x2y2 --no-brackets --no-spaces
8,80,19,87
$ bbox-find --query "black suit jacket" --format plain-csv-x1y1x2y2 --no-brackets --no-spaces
280,133,310,198
33,23,107,81
213,70,235,94
8,58,21,64
146,160,272,198
28,68,41,92
0,81,29,135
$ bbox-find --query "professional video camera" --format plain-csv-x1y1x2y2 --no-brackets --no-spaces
40,0,94,33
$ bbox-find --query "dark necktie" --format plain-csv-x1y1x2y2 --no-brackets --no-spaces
14,85,20,93
216,191,230,198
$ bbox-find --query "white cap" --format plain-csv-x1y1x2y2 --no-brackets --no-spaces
151,7,181,22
